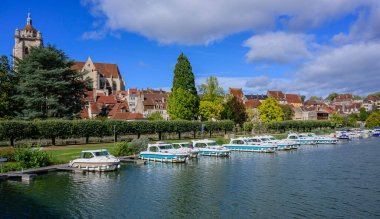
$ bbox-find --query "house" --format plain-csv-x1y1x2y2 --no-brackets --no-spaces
285,94,303,107
126,88,139,112
364,95,380,111
245,94,267,102
267,91,287,104
244,99,262,109
229,88,246,102
136,89,169,120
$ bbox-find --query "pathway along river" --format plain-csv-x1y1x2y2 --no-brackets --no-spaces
1,138,380,218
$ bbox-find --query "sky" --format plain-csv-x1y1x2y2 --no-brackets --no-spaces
1,0,380,98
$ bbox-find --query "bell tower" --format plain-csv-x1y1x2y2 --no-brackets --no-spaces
13,13,43,63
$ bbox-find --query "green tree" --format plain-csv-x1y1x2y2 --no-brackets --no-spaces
199,100,223,121
148,111,164,121
370,91,380,99
358,107,369,121
168,88,199,120
326,92,338,101
221,95,247,125
13,45,87,119
198,76,224,102
0,55,14,118
168,53,199,120
258,97,284,123
330,113,344,127
280,104,294,120
300,95,306,102
309,96,322,101
365,112,380,128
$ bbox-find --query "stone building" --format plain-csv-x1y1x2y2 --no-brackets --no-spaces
13,13,43,63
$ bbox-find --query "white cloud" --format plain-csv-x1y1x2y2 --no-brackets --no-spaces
83,0,375,44
242,42,380,97
243,32,313,63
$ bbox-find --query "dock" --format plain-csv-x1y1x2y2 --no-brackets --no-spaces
0,155,146,181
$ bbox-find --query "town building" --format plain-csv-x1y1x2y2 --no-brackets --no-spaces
136,89,169,120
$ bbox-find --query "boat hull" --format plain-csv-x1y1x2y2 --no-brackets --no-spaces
223,145,275,153
70,162,120,172
139,153,188,163
198,150,230,157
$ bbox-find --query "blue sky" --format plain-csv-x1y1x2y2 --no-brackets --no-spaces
1,0,380,97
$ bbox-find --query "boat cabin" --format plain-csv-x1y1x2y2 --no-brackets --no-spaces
81,150,110,159
192,139,218,148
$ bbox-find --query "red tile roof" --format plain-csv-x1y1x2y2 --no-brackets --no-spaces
267,91,286,101
285,94,302,104
365,95,379,102
90,103,101,114
22,24,37,32
97,96,117,104
229,88,244,98
111,112,144,120
84,91,95,102
108,102,129,116
244,99,262,108
80,109,89,119
71,62,121,78
334,94,353,102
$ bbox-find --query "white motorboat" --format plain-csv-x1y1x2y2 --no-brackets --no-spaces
139,143,189,163
69,149,120,172
172,142,199,158
192,139,231,157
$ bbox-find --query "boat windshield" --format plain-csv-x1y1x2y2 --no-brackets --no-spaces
172,144,181,149
94,151,109,156
159,145,173,150
269,137,276,140
181,143,192,148
260,138,270,142
207,142,218,146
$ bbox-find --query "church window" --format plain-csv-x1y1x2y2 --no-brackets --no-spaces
24,47,29,55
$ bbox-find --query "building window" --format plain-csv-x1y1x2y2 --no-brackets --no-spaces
24,47,29,55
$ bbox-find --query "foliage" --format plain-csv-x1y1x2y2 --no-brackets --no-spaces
258,97,284,123
280,104,294,120
330,113,345,127
243,122,253,132
199,100,223,121
0,120,234,146
369,91,380,99
13,145,51,168
326,93,338,101
13,45,88,119
353,95,362,100
0,162,22,173
267,120,333,132
198,76,224,102
131,136,150,148
358,107,369,121
365,112,380,128
168,88,199,120
309,96,322,101
148,111,164,121
113,141,146,156
168,53,199,120
0,55,14,118
300,95,306,102
221,95,247,125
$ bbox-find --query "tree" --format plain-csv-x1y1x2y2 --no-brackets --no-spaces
280,104,294,120
167,88,199,120
0,55,14,118
13,45,87,119
198,76,224,102
168,53,199,120
358,107,369,121
258,97,284,123
221,95,247,125
300,95,306,102
148,111,164,121
365,112,380,128
370,91,380,99
199,101,223,121
330,113,344,127
309,96,322,101
326,93,338,101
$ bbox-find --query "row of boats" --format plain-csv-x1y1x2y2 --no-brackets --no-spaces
68,129,380,171
139,133,339,163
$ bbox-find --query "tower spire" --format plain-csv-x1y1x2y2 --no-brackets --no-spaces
27,12,32,25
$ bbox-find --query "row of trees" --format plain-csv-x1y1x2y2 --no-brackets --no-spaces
0,120,234,146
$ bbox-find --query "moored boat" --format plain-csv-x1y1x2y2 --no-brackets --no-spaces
223,137,276,153
287,133,317,145
139,143,189,163
172,142,199,158
69,149,120,172
372,128,380,137
304,133,339,144
192,139,231,157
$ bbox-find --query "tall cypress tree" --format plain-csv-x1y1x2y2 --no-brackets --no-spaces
13,45,87,119
168,53,199,120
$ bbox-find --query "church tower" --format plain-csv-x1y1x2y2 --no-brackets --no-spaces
13,13,43,62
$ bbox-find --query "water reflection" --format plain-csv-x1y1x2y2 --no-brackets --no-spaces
1,138,380,218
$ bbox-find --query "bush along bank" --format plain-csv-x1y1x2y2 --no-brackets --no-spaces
0,120,235,146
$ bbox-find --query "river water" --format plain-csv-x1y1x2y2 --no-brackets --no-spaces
1,138,380,218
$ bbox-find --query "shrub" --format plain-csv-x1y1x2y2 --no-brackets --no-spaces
113,141,146,156
0,162,22,173
13,145,52,168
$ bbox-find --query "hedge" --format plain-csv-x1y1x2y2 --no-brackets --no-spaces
0,119,234,146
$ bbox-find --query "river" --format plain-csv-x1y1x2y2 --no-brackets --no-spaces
1,138,380,218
